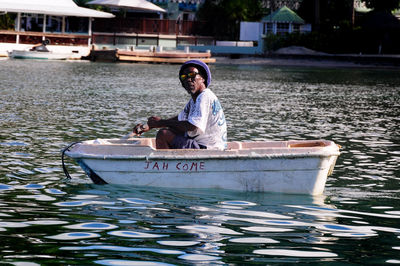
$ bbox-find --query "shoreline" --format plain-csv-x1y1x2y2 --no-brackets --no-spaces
2,52,400,69
214,55,400,69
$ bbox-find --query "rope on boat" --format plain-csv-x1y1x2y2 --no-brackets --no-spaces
61,142,80,180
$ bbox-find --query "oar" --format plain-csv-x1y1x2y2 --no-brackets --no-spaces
121,124,149,139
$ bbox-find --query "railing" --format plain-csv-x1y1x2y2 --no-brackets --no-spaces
1,18,209,47
93,18,204,36
1,17,218,48
92,32,217,47
0,30,89,45
177,36,215,46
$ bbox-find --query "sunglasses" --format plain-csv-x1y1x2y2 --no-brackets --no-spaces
180,71,199,81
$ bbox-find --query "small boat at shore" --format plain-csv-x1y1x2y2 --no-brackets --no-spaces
8,49,73,60
63,138,340,195
8,41,73,60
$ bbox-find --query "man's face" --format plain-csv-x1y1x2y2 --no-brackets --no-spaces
180,66,205,97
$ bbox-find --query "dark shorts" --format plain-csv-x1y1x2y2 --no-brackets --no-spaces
171,135,207,149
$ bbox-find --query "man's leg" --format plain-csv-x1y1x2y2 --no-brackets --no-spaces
155,128,176,149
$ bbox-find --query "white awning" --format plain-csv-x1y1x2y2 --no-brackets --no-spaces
87,0,166,13
0,0,115,18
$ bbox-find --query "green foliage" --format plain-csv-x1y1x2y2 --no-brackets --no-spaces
0,13,15,30
297,0,354,31
73,0,90,6
197,0,265,40
73,0,108,11
263,26,400,54
361,0,400,11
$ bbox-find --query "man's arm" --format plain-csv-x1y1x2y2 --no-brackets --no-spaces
148,116,197,133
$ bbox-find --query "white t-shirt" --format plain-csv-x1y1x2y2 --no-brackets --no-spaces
178,89,227,150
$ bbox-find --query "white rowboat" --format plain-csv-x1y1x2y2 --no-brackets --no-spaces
8,50,73,60
63,138,340,195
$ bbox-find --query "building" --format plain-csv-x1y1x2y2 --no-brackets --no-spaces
0,0,114,57
261,6,308,35
90,0,211,51
148,0,204,21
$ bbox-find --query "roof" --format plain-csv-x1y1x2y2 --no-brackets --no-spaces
0,0,115,18
262,6,304,24
87,0,166,13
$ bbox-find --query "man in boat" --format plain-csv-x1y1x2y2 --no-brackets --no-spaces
30,40,50,52
133,60,227,150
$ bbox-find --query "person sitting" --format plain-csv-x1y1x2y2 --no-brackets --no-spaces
133,60,227,150
30,40,49,52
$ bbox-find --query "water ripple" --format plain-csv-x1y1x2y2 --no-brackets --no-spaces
177,225,242,235
64,222,118,230
94,260,176,266
178,254,222,261
61,245,184,255
157,241,200,247
229,237,279,244
108,231,169,238
253,249,338,258
45,232,100,240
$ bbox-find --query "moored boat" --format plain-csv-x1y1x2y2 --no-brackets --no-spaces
89,49,216,64
8,49,73,60
63,138,340,195
8,42,73,60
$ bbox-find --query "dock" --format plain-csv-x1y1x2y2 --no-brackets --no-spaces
89,49,216,64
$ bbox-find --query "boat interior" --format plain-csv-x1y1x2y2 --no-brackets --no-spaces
89,138,332,150
66,138,340,159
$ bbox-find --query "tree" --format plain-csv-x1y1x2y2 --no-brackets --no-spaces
0,13,15,30
361,0,400,11
73,0,90,6
259,0,303,12
73,0,106,10
197,0,264,40
360,0,400,53
297,0,355,31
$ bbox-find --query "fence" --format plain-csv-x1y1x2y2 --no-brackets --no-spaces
0,30,89,45
93,18,204,36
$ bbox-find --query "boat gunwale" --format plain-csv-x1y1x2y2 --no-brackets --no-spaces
67,153,340,160
65,148,340,160
64,138,340,160
9,50,73,60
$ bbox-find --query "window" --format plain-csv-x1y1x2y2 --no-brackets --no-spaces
65,17,88,34
277,23,289,35
46,16,62,33
263,22,273,34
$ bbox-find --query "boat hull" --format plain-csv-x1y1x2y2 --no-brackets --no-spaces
9,50,72,60
65,138,340,195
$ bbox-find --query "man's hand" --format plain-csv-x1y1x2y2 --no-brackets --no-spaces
147,116,162,129
133,123,150,135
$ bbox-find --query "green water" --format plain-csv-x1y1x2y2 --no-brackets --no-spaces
0,59,399,265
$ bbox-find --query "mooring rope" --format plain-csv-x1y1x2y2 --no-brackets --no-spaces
61,142,80,179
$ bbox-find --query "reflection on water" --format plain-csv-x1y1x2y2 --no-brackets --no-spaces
0,60,399,265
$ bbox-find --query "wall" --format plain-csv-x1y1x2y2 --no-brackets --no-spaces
178,44,263,55
240,22,262,41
